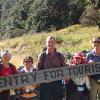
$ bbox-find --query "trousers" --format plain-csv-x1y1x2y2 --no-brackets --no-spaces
90,79,100,100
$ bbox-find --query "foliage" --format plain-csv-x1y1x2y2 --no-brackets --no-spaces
55,35,64,44
0,25,99,58
0,25,99,65
0,0,89,38
80,4,100,28
0,0,100,39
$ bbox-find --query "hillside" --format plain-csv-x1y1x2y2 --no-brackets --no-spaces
0,0,100,39
0,25,100,66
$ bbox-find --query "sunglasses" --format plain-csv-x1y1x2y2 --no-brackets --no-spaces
24,61,32,63
75,57,81,59
93,41,100,43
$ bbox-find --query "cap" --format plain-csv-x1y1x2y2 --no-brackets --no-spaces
74,51,83,58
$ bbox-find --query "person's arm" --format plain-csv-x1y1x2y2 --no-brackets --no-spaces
60,54,66,66
11,65,18,74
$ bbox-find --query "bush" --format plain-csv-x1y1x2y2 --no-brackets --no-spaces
80,4,100,28
55,35,63,44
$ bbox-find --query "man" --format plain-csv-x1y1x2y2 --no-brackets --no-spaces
36,36,66,100
86,36,100,100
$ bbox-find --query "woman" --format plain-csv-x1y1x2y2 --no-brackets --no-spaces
17,56,40,100
0,50,17,100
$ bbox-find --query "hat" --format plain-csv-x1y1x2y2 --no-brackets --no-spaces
0,50,11,58
92,36,100,43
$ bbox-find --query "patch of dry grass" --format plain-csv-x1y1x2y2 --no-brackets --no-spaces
0,25,100,67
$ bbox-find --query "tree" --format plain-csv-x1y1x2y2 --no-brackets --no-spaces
80,4,100,28
0,0,89,38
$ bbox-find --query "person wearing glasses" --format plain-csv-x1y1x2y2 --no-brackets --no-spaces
17,56,40,100
86,36,100,100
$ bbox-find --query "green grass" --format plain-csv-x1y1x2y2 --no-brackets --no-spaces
0,25,100,66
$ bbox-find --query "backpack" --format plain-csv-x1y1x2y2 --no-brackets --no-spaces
86,51,94,71
0,63,15,75
65,79,77,98
86,50,95,62
40,51,63,70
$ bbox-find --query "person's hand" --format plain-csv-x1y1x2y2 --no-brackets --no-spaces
97,79,100,83
89,60,94,64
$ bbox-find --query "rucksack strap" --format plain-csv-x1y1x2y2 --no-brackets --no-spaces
0,63,2,75
9,63,16,74
0,63,15,75
39,51,46,70
56,52,63,66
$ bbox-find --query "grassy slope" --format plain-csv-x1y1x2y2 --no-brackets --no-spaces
0,25,100,66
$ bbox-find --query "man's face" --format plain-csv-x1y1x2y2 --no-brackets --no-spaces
46,38,56,50
93,42,100,48
93,41,100,48
92,38,100,48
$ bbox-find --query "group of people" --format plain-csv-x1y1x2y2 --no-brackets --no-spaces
0,36,100,100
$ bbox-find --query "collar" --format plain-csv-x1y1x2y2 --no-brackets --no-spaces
46,49,57,55
24,67,33,73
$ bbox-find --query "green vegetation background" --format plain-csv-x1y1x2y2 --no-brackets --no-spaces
0,25,99,66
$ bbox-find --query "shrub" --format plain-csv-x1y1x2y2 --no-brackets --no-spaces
55,35,63,44
80,4,100,28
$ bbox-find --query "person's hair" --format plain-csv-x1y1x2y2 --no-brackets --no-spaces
0,49,11,58
92,36,100,43
95,36,100,40
46,36,56,42
23,56,33,64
